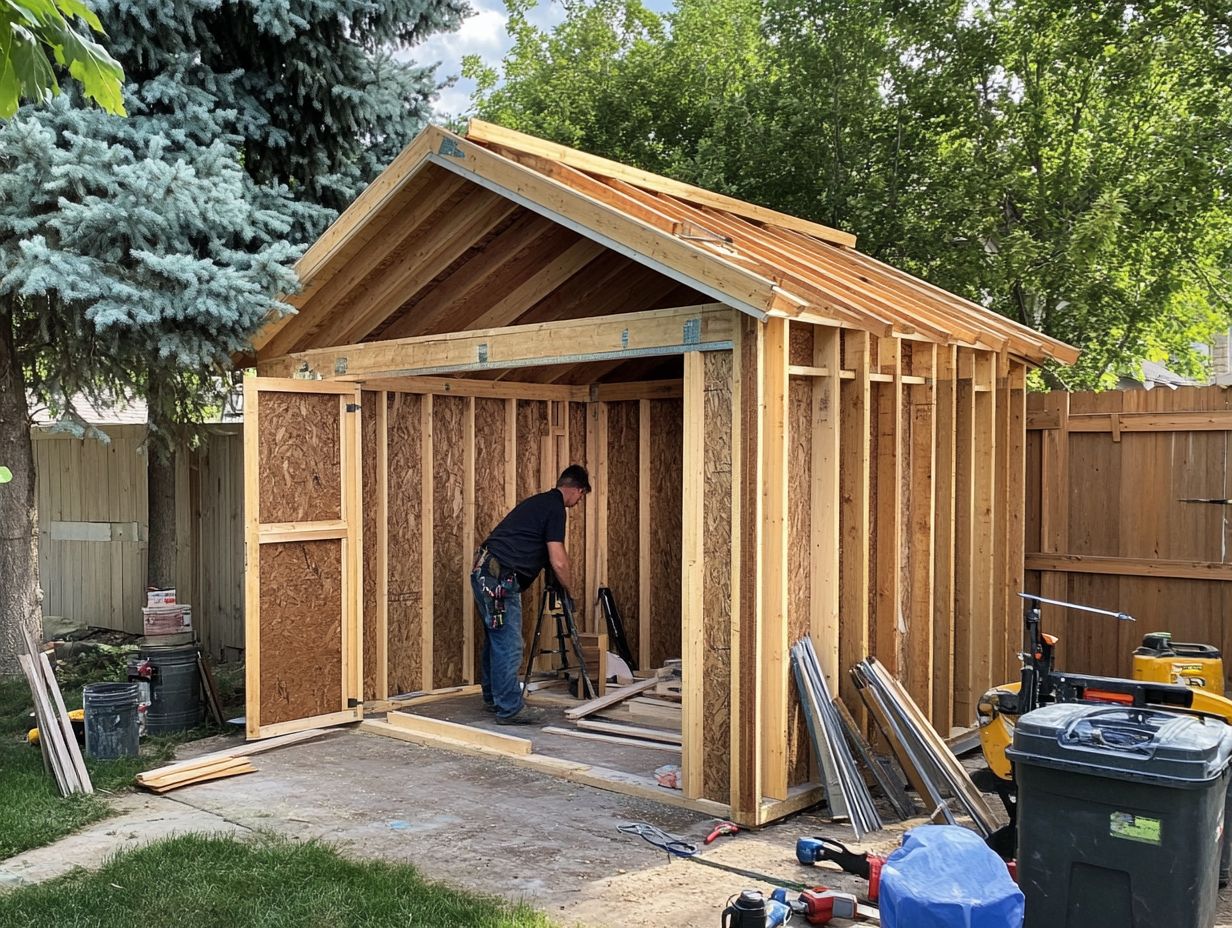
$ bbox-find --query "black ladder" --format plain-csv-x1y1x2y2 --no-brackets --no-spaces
521,569,598,700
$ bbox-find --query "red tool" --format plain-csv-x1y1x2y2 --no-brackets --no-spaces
771,886,880,924
796,837,885,902
705,821,740,844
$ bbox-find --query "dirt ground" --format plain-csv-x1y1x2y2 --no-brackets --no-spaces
4,726,1232,926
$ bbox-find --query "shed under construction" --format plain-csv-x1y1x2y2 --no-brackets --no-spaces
242,121,1077,826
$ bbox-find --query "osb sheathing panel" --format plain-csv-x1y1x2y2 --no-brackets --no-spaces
432,395,466,688
361,391,380,701
516,400,546,665
386,392,423,695
258,392,341,524
703,350,733,803
789,323,815,367
605,401,641,662
648,399,682,668
258,540,343,725
786,376,813,786
568,402,588,608
474,398,508,677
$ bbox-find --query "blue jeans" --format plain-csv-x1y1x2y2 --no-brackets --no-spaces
470,570,525,718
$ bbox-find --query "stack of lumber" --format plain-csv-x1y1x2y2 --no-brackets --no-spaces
136,756,256,793
852,657,998,837
134,728,331,794
791,637,881,837
545,671,683,752
18,631,92,797
576,632,607,697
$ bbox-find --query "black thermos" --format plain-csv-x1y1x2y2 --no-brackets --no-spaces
721,889,766,927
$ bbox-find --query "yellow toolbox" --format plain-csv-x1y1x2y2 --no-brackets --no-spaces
1132,632,1225,695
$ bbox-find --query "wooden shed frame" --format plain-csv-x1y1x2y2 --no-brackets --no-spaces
243,122,1077,826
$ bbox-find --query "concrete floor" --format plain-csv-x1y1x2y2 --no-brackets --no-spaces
3,726,1232,926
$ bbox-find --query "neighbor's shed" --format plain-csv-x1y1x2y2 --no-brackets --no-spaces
242,121,1077,826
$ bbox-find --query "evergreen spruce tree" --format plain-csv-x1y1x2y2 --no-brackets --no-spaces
0,0,467,669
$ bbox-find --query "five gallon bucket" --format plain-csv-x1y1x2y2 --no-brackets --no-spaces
83,682,141,759
139,643,201,734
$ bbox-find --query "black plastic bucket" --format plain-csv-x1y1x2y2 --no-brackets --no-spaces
139,643,201,734
83,682,140,759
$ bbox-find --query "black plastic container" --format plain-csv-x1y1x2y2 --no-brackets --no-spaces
83,682,140,759
1009,704,1232,928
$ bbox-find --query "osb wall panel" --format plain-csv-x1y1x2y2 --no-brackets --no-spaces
648,399,683,668
386,392,423,695
516,400,547,666
474,397,508,677
606,401,641,662
568,402,588,609
702,350,733,804
258,392,341,524
433,395,466,688
361,391,380,701
786,376,813,786
789,323,815,367
258,540,343,725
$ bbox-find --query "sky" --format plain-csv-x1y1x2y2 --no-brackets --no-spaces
413,0,675,118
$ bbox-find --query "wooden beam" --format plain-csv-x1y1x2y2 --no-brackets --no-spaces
357,375,585,402
594,401,610,634
430,129,783,317
1026,554,1232,582
590,380,683,402
761,316,790,802
420,394,435,690
931,347,958,732
463,397,476,684
466,237,608,331
730,315,761,822
681,351,705,798
376,391,390,700
316,191,520,348
969,352,997,723
906,347,936,716
838,331,871,719
465,119,858,248
811,328,841,693
385,710,533,755
1005,367,1027,682
378,213,561,340
259,304,735,381
873,339,903,675
638,398,652,671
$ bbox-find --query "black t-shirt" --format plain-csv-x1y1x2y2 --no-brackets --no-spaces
482,489,567,588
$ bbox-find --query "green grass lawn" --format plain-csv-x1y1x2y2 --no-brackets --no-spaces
0,834,557,927
0,647,243,860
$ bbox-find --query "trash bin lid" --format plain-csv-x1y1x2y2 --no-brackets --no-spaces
1007,703,1232,786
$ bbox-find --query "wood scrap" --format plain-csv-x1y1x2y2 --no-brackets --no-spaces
575,718,682,745
138,758,256,793
19,652,72,796
563,677,659,720
36,650,92,794
197,650,225,726
625,697,682,729
542,726,682,753
136,727,333,783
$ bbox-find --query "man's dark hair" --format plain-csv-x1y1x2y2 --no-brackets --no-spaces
557,464,592,493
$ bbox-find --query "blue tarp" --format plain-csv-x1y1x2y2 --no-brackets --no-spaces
880,826,1024,928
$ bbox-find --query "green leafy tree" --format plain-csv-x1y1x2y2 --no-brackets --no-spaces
0,0,467,670
468,0,1232,389
0,0,125,117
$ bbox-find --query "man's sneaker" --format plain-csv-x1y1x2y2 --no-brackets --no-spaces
482,701,498,713
495,706,547,726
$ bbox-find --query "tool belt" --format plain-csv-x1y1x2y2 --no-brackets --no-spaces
473,547,520,629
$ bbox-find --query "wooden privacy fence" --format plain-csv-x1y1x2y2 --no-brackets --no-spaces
33,424,244,660
1025,386,1232,678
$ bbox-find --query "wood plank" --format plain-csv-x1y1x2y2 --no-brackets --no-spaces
681,351,705,798
466,119,857,248
638,397,652,670
463,397,476,684
969,353,997,720
386,710,533,755
931,347,958,732
564,677,660,719
951,351,977,726
259,304,735,380
421,394,435,689
376,392,390,699
358,375,584,401
906,347,936,715
36,649,92,793
838,332,871,718
590,380,683,402
466,238,608,331
811,328,841,693
543,725,681,753
575,718,683,745
1026,554,1232,581
18,653,73,796
873,340,903,675
761,316,790,802
242,378,262,737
